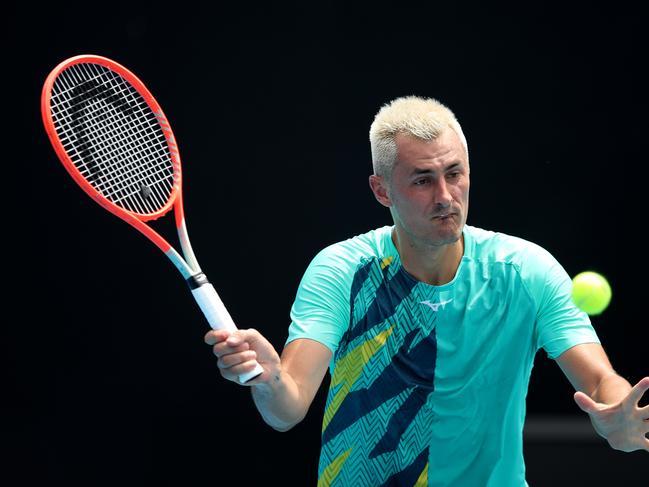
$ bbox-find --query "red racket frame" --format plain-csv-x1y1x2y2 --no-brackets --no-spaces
41,54,184,259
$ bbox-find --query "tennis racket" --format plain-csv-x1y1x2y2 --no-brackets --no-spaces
41,54,263,384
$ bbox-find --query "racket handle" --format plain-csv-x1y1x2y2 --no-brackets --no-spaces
189,275,264,384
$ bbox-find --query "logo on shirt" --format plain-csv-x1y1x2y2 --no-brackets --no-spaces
419,299,453,312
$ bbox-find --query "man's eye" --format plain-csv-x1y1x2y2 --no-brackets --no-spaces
447,172,460,180
414,178,429,185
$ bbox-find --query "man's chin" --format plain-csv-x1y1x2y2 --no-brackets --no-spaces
428,225,463,247
394,220,465,248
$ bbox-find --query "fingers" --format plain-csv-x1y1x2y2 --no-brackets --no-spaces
574,391,599,413
644,436,649,453
218,349,257,369
203,329,259,383
209,335,250,361
204,329,253,352
203,329,230,346
627,377,649,407
640,404,649,418
224,328,262,348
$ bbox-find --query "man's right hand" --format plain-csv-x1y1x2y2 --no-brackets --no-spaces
204,328,281,386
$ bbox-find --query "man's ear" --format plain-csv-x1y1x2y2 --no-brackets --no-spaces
369,174,392,208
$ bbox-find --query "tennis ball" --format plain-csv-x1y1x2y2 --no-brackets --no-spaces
571,271,612,315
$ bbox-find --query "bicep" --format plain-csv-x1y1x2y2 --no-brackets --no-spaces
281,338,332,410
555,342,616,394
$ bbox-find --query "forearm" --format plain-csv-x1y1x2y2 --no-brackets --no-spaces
590,372,632,405
251,370,309,432
558,344,632,405
205,331,328,431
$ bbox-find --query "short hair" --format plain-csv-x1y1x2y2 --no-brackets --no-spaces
369,95,468,178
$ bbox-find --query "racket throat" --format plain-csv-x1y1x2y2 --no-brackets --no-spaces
186,272,210,290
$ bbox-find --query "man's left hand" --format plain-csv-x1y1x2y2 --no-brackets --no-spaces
574,376,649,453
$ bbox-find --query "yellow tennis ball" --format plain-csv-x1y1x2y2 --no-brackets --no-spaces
571,271,612,315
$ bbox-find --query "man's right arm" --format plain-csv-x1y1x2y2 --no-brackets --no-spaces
251,338,332,431
205,329,332,431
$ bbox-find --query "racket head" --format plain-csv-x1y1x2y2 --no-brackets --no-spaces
41,55,182,223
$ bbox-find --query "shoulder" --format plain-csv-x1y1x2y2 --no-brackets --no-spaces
465,225,571,305
310,226,393,271
465,224,558,269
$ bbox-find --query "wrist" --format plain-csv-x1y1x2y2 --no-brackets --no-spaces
591,373,631,405
253,365,285,394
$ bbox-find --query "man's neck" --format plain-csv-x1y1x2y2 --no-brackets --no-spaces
391,228,464,286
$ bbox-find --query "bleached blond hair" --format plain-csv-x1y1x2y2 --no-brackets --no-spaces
369,95,468,178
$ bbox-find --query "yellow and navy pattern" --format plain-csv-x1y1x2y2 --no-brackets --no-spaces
317,253,438,486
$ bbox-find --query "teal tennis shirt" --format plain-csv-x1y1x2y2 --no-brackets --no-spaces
286,225,600,486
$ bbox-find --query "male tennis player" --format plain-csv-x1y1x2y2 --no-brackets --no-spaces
205,96,649,486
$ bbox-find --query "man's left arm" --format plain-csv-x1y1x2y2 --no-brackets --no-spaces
556,343,649,453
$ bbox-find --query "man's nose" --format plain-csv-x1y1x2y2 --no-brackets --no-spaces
433,179,452,207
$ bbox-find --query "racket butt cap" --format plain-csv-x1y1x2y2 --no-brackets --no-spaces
239,363,265,384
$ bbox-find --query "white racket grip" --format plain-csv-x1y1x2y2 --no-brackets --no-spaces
191,282,237,332
191,282,264,384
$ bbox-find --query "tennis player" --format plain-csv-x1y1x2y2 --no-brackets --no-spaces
205,96,649,486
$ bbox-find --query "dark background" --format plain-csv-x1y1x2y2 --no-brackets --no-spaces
4,3,647,485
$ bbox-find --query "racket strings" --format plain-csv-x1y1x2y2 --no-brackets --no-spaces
54,91,171,213
51,64,170,185
59,95,172,213
55,65,173,214
49,62,177,215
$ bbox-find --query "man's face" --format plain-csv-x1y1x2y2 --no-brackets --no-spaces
371,129,470,248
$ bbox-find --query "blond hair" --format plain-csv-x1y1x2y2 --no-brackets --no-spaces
369,95,468,178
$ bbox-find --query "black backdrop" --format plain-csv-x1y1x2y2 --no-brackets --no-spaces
5,4,647,485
